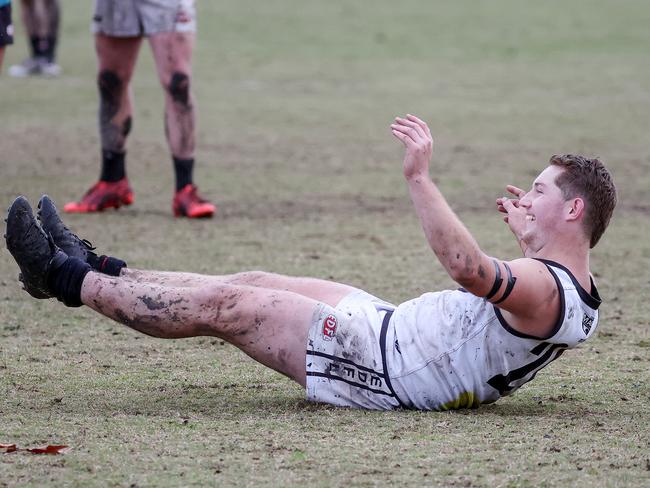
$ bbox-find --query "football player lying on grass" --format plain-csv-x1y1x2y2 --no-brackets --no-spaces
5,115,616,410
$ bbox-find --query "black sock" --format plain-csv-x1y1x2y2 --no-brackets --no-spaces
30,36,45,58
87,254,127,276
47,257,92,308
173,157,194,191
43,36,57,62
100,149,126,182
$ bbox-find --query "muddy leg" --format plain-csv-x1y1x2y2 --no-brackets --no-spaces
120,269,356,307
81,271,318,385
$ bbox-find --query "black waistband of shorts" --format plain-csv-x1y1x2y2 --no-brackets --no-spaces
379,310,409,409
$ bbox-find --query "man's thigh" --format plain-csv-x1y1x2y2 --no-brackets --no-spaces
148,30,193,80
95,33,142,75
224,272,360,310
215,285,320,387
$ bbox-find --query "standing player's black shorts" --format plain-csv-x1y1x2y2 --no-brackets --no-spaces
0,3,13,47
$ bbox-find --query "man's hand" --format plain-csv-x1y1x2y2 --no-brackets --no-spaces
496,185,529,254
391,114,433,180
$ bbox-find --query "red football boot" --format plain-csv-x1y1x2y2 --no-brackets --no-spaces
63,178,134,213
173,184,216,218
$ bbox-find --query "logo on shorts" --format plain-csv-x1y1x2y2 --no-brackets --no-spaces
322,314,338,341
176,9,192,23
581,313,594,335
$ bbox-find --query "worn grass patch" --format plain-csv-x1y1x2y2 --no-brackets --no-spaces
1,0,649,486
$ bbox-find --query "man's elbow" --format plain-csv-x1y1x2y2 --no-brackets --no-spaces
452,271,478,289
445,253,487,289
447,264,477,289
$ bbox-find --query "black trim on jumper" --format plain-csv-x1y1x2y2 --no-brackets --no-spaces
379,311,409,409
484,259,503,300
493,262,566,341
493,262,517,304
305,371,394,396
487,342,568,395
533,258,601,310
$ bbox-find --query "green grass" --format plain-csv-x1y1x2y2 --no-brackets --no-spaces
1,0,649,486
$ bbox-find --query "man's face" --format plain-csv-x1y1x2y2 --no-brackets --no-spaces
518,165,569,252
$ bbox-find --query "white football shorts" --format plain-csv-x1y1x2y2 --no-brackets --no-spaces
305,289,404,410
92,0,196,37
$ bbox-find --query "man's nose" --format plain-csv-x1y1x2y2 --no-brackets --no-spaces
519,193,532,207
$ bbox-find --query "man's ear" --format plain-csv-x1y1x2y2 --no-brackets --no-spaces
566,197,585,222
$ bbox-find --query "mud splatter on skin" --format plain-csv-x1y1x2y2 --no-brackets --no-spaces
92,299,106,315
114,308,135,328
166,71,194,155
276,348,290,372
478,264,486,279
98,70,129,151
137,295,186,311
464,254,473,275
113,307,191,338
169,72,190,106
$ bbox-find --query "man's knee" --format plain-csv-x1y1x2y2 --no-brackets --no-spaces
227,271,272,286
167,72,191,106
98,70,123,106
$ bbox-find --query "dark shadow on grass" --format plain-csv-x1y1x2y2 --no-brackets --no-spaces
36,382,600,420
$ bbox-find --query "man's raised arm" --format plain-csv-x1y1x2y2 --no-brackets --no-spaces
391,115,560,338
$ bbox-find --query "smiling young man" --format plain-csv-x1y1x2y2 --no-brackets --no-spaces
5,115,617,411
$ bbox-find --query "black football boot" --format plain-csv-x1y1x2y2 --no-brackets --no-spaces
37,195,97,261
5,196,68,298
38,195,127,276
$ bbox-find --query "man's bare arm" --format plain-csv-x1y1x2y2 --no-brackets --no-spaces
391,115,560,337
391,115,494,291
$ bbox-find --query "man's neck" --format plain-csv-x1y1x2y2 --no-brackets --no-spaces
529,242,592,290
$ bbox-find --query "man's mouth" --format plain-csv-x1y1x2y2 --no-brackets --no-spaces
525,215,536,222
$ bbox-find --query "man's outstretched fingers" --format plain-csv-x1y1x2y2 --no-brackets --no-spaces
507,185,526,198
391,128,413,146
395,116,427,139
406,114,432,137
391,124,417,144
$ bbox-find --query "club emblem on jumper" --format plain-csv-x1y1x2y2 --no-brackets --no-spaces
322,314,338,341
581,313,594,335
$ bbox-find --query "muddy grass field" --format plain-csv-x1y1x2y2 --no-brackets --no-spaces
1,1,649,486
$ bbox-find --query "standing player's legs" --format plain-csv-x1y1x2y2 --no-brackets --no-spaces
9,0,60,77
149,31,195,166
64,35,141,213
148,30,215,218
121,268,358,309
81,271,319,386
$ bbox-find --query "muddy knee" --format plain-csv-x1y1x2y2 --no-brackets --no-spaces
98,70,123,108
98,70,132,147
167,72,191,106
